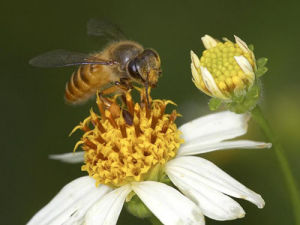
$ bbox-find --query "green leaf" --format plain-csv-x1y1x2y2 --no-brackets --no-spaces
256,67,268,77
208,98,222,111
248,44,254,51
257,57,268,67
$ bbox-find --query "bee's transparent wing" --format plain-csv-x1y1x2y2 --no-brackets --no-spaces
87,18,127,41
29,49,118,68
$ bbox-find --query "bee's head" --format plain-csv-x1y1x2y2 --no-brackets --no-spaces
127,49,162,88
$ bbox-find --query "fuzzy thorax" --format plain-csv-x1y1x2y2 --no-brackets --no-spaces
71,89,183,187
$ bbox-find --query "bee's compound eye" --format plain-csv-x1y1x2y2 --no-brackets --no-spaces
127,59,142,80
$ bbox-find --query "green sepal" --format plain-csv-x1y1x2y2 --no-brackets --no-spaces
125,194,153,219
226,84,260,114
149,216,163,225
146,163,163,181
125,168,173,220
256,66,268,77
256,57,268,67
208,98,222,111
159,174,173,186
248,44,254,51
125,194,163,224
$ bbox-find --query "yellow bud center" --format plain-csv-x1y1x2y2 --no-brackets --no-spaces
72,89,183,187
200,41,254,96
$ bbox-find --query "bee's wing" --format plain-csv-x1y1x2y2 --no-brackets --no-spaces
29,49,118,68
87,18,127,41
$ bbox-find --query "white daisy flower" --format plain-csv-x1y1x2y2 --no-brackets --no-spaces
28,89,271,225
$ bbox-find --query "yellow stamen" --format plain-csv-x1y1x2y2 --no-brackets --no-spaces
73,89,183,187
125,91,134,115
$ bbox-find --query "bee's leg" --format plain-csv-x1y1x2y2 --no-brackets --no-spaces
97,79,132,109
116,79,135,124
96,87,121,119
113,79,133,110
98,81,121,96
113,78,132,103
116,78,133,91
99,79,130,95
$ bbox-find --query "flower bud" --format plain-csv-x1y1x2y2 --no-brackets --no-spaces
191,35,267,113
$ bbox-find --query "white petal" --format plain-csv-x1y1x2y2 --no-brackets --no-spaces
191,62,201,85
191,62,211,96
234,35,250,54
167,156,265,208
85,185,131,225
200,66,227,99
167,166,245,220
27,176,112,225
190,50,201,69
132,181,204,225
191,62,200,82
179,111,249,149
190,50,212,96
179,140,271,156
201,35,218,49
49,152,84,163
234,55,255,80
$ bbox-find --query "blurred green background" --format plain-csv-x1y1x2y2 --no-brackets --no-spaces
1,0,300,224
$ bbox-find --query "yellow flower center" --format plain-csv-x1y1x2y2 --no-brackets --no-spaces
199,41,255,96
72,89,183,187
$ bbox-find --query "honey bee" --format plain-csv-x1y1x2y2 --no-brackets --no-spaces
29,19,162,105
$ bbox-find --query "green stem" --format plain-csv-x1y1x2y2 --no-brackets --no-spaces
251,105,300,225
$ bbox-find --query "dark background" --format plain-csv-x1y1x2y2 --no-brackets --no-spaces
1,0,300,224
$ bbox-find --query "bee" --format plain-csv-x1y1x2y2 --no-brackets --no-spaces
29,19,162,105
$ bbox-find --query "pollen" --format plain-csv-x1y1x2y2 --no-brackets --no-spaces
72,89,183,187
199,41,254,97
